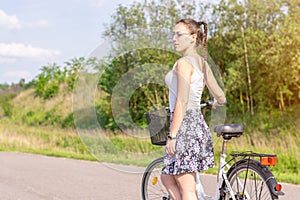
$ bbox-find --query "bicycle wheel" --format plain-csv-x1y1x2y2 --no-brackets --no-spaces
141,157,170,200
224,160,278,200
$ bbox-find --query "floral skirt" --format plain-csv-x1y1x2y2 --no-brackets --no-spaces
162,109,214,175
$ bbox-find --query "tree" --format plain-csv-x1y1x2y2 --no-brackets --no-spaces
65,57,98,91
97,0,300,130
99,0,205,130
35,63,66,99
209,0,297,114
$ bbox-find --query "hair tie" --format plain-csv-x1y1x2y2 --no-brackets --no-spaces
198,21,207,26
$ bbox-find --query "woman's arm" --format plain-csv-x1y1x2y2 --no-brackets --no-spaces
169,58,193,138
165,58,193,155
204,62,226,105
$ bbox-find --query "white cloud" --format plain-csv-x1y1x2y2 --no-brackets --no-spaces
0,9,48,30
0,9,21,30
0,43,60,59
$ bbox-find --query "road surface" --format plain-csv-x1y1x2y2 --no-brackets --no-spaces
0,152,299,199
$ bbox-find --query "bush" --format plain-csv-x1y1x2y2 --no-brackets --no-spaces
22,109,62,126
0,95,15,117
62,113,75,128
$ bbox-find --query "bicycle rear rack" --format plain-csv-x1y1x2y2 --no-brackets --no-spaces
230,151,277,166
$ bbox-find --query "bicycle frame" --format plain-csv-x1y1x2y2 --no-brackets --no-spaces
196,139,247,200
142,116,283,200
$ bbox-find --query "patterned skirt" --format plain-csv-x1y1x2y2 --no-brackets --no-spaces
162,108,214,175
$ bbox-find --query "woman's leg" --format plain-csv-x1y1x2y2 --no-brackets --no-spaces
175,172,197,200
161,174,182,200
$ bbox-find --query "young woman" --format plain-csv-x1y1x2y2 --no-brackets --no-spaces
162,19,226,200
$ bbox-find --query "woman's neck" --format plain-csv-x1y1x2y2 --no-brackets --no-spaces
183,47,198,56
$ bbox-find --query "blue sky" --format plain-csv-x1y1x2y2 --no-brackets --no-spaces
0,0,140,84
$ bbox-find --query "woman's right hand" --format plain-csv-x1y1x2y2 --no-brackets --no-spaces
165,138,176,156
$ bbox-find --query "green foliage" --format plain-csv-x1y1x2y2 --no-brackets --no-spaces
93,0,300,130
97,48,178,131
35,63,66,99
95,97,117,130
0,83,9,90
0,95,14,117
210,0,300,112
23,0,299,131
65,57,98,91
62,113,75,128
22,109,62,126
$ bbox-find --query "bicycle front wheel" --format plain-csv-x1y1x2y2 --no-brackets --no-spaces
225,160,278,200
141,157,170,200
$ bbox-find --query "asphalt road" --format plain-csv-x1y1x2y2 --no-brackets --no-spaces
0,152,299,200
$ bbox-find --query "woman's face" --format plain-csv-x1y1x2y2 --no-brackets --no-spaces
172,23,195,52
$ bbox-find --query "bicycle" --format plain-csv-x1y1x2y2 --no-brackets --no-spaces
141,101,284,200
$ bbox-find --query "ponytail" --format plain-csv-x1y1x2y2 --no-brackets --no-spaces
197,21,208,84
197,21,208,61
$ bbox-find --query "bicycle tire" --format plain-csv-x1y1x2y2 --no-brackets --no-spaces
224,159,278,200
141,157,170,200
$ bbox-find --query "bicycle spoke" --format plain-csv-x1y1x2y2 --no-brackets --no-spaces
228,167,274,200
142,158,170,200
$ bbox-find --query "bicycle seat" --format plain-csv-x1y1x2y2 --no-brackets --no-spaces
214,124,244,140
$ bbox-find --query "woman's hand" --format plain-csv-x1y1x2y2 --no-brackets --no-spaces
165,138,176,156
166,139,176,156
212,98,226,109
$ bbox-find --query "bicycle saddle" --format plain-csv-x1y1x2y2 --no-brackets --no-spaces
214,124,244,140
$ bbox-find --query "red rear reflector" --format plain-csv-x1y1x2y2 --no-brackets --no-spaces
275,184,282,191
260,157,277,166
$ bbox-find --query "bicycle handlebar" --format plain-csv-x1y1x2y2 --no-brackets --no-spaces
200,100,214,108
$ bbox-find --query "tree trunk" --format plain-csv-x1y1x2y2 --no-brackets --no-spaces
241,26,254,116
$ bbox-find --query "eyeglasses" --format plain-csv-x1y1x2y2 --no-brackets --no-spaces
171,32,191,38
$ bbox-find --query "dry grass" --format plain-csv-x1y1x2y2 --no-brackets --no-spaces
0,119,93,160
13,86,72,120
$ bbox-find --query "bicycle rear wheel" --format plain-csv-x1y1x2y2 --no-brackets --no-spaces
141,157,170,200
225,160,278,200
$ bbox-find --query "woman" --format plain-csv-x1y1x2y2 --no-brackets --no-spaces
162,19,226,200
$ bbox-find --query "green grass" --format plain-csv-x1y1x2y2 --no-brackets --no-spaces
0,119,94,160
0,119,163,166
0,115,300,184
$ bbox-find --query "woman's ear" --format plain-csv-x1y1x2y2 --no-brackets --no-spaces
191,33,197,44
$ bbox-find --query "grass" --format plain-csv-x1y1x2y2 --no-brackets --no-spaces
1,87,299,185
0,117,299,184
0,119,163,166
212,135,300,185
0,119,94,161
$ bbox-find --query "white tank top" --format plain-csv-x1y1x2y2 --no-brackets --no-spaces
165,56,204,112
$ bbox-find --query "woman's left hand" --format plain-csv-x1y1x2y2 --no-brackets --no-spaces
212,99,226,109
165,139,176,155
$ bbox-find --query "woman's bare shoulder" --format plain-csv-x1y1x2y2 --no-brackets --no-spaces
175,57,194,75
177,57,193,68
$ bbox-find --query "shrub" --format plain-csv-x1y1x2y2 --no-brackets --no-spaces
62,113,75,128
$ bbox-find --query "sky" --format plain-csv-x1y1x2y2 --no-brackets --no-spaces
0,0,141,84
